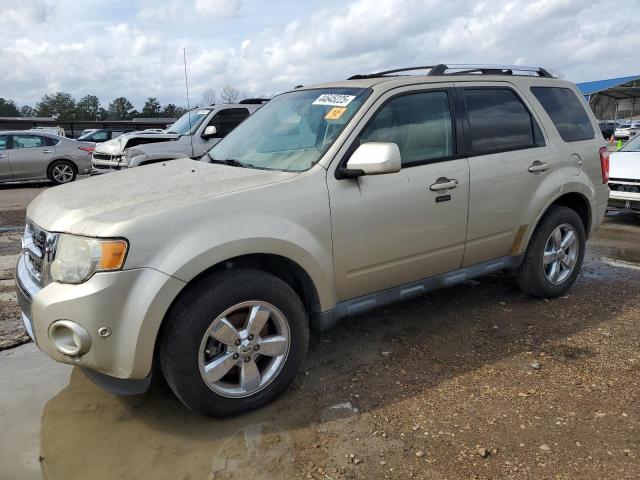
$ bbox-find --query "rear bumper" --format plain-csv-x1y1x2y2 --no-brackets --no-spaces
592,183,610,232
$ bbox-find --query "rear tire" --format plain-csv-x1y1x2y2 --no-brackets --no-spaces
159,269,309,417
517,206,585,298
47,160,77,185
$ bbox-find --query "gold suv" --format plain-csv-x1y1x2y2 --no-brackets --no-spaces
16,64,609,416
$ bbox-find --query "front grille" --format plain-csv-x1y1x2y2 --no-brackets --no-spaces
22,220,56,287
93,153,113,161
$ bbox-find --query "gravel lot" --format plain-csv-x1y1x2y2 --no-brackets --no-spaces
0,181,638,479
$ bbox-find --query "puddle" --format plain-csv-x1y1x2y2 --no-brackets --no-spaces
0,344,358,480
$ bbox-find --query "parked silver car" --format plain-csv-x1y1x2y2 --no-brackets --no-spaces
0,131,94,184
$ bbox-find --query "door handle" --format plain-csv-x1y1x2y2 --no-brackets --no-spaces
430,177,458,191
0,154,5,158
528,161,550,173
42,150,53,154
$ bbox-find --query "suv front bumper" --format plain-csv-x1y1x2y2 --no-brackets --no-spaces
15,254,185,380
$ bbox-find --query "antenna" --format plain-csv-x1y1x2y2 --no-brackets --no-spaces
183,48,194,157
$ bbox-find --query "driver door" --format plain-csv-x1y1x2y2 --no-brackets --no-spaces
328,85,470,301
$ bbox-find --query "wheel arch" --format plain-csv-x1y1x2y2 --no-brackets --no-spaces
47,157,79,173
522,190,592,254
160,253,324,337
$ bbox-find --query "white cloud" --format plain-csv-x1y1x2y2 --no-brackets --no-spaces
0,0,638,109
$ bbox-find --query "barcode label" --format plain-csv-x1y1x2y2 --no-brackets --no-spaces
312,94,356,107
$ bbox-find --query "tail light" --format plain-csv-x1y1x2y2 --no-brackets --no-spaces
599,147,610,183
78,146,95,155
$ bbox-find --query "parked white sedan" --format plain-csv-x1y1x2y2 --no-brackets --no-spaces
608,135,640,213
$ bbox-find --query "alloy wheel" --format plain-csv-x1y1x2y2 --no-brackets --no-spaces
543,223,579,285
198,301,291,398
52,164,74,183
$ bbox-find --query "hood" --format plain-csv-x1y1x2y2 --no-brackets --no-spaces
609,151,640,180
94,132,179,156
27,158,298,236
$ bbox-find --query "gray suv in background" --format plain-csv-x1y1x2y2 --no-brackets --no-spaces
17,64,609,417
0,131,94,184
91,100,266,172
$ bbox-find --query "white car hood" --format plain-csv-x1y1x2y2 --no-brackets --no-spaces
27,158,298,236
94,132,180,155
609,151,640,179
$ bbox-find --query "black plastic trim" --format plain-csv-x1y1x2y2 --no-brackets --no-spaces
82,368,152,396
317,255,523,330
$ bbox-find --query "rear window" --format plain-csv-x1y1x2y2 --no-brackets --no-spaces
462,88,544,155
531,87,594,142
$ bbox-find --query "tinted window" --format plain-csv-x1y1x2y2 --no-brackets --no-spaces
208,108,251,137
90,131,109,141
12,135,44,149
463,89,542,154
531,87,594,142
0,136,6,150
43,136,60,146
360,91,454,166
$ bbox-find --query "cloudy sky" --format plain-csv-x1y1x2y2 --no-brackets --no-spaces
1,0,638,109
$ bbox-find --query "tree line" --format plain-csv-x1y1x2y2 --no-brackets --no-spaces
0,84,244,121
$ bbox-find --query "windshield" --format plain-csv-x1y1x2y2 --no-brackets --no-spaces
620,134,640,152
167,109,211,135
208,88,370,171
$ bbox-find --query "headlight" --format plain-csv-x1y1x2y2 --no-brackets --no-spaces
50,234,128,284
124,148,145,165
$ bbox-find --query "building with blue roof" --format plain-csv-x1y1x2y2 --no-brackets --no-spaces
576,75,640,121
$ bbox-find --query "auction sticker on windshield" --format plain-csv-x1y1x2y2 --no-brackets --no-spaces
313,94,356,107
325,107,347,120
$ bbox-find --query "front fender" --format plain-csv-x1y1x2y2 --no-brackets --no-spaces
132,211,335,311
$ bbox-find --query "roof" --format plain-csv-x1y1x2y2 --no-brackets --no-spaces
0,116,55,122
576,75,640,99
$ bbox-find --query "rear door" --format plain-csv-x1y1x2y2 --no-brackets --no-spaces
7,134,55,180
456,82,561,267
0,135,11,180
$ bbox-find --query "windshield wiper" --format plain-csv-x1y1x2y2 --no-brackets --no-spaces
205,151,253,168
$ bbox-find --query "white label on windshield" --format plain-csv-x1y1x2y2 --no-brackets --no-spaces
196,110,208,115
312,94,356,107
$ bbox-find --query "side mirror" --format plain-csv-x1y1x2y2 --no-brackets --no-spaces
202,125,218,138
343,142,401,178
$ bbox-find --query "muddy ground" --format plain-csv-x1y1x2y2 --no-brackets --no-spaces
0,183,638,479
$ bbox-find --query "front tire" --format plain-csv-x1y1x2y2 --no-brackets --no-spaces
47,160,77,185
159,269,309,417
517,206,586,298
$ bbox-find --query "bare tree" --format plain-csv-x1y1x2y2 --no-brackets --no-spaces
219,85,240,104
201,88,216,106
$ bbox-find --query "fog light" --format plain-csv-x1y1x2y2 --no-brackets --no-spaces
49,320,92,356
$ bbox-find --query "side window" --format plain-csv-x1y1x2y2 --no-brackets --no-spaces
360,91,454,166
0,136,7,150
463,88,544,155
12,135,44,149
208,108,251,138
531,86,595,142
91,131,109,141
43,136,60,146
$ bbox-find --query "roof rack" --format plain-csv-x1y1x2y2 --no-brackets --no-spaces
348,63,554,80
239,98,270,104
